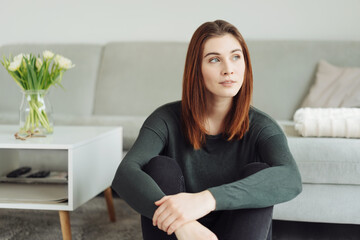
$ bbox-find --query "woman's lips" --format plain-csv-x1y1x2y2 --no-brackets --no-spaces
219,80,236,87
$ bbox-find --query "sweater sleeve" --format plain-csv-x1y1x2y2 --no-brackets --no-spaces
111,115,168,219
208,130,302,211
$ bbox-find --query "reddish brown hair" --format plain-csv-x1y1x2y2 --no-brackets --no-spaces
182,20,253,150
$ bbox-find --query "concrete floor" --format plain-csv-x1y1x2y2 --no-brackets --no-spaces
273,220,360,240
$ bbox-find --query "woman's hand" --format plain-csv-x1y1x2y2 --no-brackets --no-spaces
153,190,216,235
175,221,218,240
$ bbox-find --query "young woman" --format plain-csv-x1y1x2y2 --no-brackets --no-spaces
112,20,302,240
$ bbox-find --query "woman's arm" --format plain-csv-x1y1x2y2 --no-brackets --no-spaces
208,133,302,211
111,126,167,219
153,190,216,234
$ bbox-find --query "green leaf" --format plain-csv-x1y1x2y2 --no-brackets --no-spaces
24,57,34,89
42,58,51,89
38,63,46,89
1,55,11,68
24,57,36,90
30,55,40,89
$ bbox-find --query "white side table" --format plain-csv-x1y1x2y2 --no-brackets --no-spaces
0,125,123,240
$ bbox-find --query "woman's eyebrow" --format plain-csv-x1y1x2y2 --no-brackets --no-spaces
204,48,242,58
232,48,242,53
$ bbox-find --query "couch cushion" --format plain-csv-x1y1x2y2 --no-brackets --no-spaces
278,120,360,185
94,42,187,116
0,44,102,116
301,60,360,108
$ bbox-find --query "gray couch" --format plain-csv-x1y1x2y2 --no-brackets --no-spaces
1,41,360,225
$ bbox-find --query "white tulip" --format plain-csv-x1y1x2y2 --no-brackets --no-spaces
36,58,43,71
8,59,22,71
13,53,24,62
43,50,55,60
8,54,23,71
54,54,75,70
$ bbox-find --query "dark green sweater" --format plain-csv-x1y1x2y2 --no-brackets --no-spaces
112,101,302,219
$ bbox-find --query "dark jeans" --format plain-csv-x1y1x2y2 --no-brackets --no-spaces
141,155,273,240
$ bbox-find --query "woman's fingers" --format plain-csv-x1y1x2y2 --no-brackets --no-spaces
159,213,177,233
157,211,171,230
154,199,181,233
155,195,170,206
152,203,167,226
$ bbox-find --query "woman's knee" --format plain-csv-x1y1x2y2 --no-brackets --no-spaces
213,207,273,240
142,155,185,195
143,155,183,176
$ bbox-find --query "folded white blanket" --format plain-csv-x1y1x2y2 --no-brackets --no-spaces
293,108,360,138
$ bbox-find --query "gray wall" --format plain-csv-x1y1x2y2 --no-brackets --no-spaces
0,0,359,45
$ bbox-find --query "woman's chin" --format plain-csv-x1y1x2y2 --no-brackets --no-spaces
218,89,241,98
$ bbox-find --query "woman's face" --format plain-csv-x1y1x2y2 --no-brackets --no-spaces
201,34,245,100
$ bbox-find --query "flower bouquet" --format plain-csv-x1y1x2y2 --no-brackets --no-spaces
1,51,74,136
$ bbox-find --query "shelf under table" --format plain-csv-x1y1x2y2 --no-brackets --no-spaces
0,183,69,210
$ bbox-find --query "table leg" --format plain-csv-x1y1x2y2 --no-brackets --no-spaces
104,187,116,222
59,211,72,240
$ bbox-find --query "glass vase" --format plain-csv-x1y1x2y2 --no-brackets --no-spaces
19,90,54,136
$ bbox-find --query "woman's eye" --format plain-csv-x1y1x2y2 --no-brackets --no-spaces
232,55,241,60
209,58,220,63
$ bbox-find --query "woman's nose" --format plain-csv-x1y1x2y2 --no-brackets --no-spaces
221,62,234,75
223,71,234,75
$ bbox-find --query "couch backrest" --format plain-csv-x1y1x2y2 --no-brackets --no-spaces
93,42,187,116
0,44,102,116
94,40,360,120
